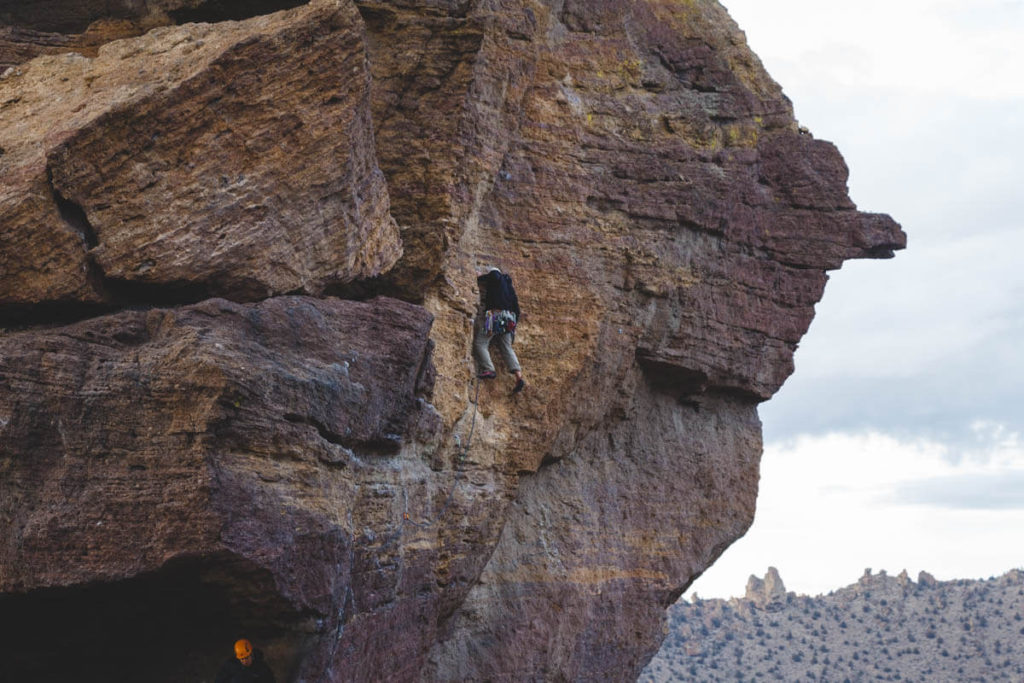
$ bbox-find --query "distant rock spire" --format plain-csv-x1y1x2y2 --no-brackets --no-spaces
745,567,787,609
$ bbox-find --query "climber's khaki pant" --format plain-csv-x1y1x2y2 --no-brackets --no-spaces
473,316,521,375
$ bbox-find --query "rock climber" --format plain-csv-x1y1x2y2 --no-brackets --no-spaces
215,638,276,683
473,266,526,393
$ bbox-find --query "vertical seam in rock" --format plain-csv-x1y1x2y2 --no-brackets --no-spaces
46,167,99,250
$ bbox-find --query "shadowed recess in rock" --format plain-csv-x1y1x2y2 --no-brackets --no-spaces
0,0,317,70
47,169,97,250
0,0,310,33
0,301,119,330
168,0,310,24
0,554,307,683
0,1,137,34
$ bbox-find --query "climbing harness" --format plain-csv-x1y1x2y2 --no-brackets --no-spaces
401,375,479,529
484,309,517,336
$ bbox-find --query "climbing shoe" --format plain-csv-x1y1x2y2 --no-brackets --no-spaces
512,378,526,394
478,371,497,379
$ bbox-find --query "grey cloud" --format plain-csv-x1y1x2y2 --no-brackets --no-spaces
886,471,1024,510
760,323,1024,451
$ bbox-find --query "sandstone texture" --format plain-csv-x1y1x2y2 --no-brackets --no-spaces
1,0,398,309
0,0,904,681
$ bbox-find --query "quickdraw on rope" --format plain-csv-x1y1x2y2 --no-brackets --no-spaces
401,375,480,529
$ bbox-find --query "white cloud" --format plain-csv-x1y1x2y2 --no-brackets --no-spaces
725,0,1024,99
889,471,1024,509
796,92,1024,234
795,232,1024,381
687,430,1024,599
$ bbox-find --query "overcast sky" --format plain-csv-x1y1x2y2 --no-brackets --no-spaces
688,0,1024,600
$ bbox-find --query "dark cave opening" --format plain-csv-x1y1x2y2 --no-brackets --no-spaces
0,1,135,34
0,554,308,683
168,0,309,24
0,0,311,36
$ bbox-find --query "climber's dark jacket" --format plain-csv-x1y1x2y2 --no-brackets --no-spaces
477,269,520,319
215,650,276,683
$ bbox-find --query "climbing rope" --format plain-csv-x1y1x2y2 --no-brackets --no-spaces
401,375,479,529
461,374,481,458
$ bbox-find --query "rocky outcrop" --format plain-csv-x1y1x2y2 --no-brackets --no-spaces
643,569,1024,683
0,0,904,681
1,0,398,310
745,566,788,610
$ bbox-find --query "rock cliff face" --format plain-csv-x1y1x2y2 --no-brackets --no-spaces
0,1,904,681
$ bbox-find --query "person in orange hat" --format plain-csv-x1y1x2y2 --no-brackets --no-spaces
215,638,276,683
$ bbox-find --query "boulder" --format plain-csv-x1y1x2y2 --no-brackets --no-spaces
0,0,399,310
0,0,905,680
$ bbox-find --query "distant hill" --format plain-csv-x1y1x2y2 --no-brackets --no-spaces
641,567,1024,682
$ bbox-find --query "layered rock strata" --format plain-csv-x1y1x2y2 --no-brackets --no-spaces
0,0,905,681
1,0,398,310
